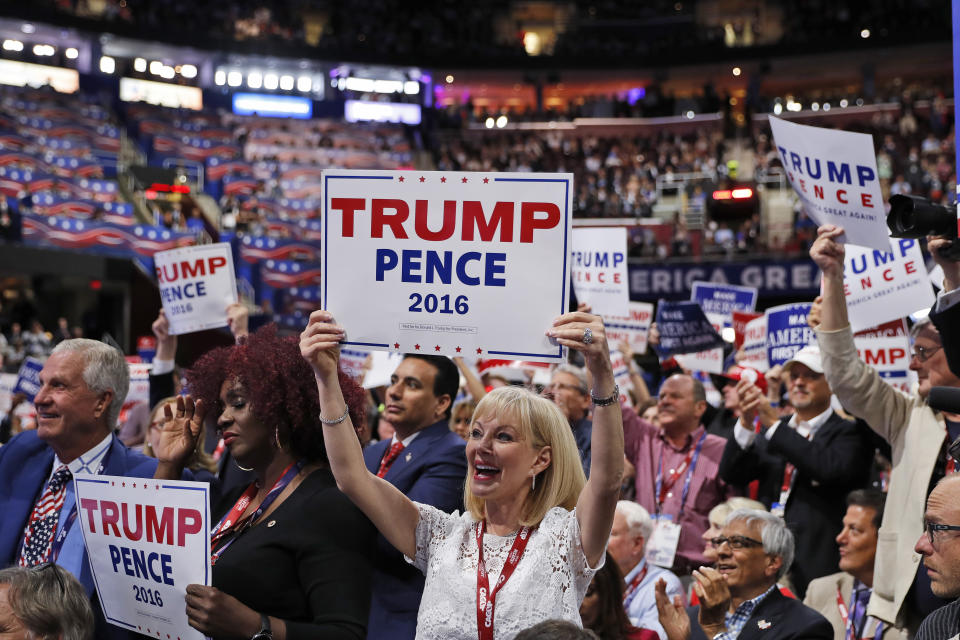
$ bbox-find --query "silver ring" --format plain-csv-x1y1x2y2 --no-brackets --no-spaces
582,327,594,344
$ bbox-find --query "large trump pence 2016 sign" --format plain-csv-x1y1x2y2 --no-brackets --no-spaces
322,170,573,363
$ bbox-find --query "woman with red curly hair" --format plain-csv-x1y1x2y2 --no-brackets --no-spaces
154,324,375,640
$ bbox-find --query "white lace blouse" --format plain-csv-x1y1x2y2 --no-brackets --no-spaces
406,502,602,640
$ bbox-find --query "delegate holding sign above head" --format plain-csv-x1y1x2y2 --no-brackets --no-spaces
811,224,960,630
300,307,624,638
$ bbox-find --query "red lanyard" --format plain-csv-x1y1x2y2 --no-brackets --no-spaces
836,586,885,640
778,426,813,502
781,462,797,494
836,588,850,629
475,521,533,640
210,461,300,565
945,435,957,474
622,563,649,606
657,446,696,506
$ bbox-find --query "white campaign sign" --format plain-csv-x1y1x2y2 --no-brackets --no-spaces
609,348,634,407
339,348,370,381
853,334,913,393
154,243,238,335
117,362,151,438
842,237,935,332
739,315,769,372
769,116,889,251
74,476,209,640
362,350,404,389
853,319,914,393
602,302,654,355
323,170,572,363
675,348,724,374
571,227,629,317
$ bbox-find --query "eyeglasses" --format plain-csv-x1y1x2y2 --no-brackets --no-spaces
710,535,764,550
543,382,587,395
924,520,960,547
31,561,66,595
911,345,943,363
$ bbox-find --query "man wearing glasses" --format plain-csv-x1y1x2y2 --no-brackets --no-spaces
914,475,960,639
811,225,960,633
545,364,593,476
679,509,832,639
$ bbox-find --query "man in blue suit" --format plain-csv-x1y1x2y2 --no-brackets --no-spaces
0,339,170,640
363,353,467,640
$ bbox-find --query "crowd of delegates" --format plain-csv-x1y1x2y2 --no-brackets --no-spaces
4,237,960,638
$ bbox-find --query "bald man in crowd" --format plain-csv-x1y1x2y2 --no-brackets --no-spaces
914,474,960,639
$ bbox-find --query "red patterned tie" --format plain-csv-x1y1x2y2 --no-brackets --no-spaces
376,441,406,478
19,465,72,566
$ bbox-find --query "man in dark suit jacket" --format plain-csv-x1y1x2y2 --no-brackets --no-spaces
928,235,960,378
718,346,873,597
545,364,593,476
681,509,833,640
362,353,467,640
0,339,184,640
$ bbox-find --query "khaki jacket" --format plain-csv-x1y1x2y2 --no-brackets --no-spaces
817,327,945,627
804,572,909,640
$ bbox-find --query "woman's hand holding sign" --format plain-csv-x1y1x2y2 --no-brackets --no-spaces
299,310,345,382
184,584,270,639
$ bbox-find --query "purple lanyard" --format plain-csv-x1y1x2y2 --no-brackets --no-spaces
654,430,706,519
210,460,303,564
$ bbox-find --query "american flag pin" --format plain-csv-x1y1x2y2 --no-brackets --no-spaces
757,620,771,630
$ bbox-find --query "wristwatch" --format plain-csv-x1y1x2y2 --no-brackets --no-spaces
251,614,272,640
590,384,619,406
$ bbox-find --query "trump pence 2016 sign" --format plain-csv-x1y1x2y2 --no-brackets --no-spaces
75,476,210,640
322,170,573,363
154,243,238,335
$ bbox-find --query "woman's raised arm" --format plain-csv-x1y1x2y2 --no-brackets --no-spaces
300,310,420,559
547,312,624,567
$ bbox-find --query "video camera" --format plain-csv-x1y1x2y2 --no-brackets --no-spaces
887,194,960,259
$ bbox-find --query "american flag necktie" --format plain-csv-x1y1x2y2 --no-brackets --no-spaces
19,465,72,566
376,441,406,478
